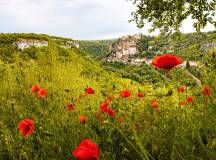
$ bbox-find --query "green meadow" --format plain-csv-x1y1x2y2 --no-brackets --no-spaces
0,33,216,160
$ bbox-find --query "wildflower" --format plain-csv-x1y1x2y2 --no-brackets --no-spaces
178,86,185,93
187,97,193,102
150,100,159,108
119,89,131,98
106,95,115,102
72,139,100,160
119,109,125,113
38,89,47,98
202,85,212,96
79,116,87,123
188,109,193,113
31,85,40,93
179,101,187,105
18,119,34,137
155,108,161,114
77,96,81,103
67,103,75,111
117,117,123,123
107,108,115,118
85,87,94,96
152,54,183,70
99,101,109,113
137,92,144,98
134,124,141,130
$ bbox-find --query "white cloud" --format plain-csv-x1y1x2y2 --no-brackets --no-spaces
0,0,215,40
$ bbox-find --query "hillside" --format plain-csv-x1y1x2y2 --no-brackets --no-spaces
80,31,216,61
0,33,152,159
0,33,216,160
79,39,117,59
79,31,216,85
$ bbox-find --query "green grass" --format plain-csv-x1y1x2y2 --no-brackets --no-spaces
0,35,216,160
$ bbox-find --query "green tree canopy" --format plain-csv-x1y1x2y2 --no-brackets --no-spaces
130,0,216,33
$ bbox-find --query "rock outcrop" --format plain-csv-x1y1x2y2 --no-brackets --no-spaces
14,38,48,50
60,41,80,49
14,38,80,50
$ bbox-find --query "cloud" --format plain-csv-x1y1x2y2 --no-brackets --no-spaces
0,0,215,40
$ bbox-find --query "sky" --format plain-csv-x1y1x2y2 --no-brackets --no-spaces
0,0,215,40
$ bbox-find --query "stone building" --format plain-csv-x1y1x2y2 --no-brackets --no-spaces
109,34,141,60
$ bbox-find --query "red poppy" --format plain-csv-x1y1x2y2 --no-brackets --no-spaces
137,92,144,98
202,85,212,96
179,101,187,105
85,87,94,96
79,116,87,123
31,85,40,93
150,100,159,108
187,97,193,102
38,89,47,98
119,90,131,98
152,54,183,70
107,108,115,118
18,119,34,137
117,117,123,123
99,101,109,113
72,139,100,160
178,86,185,93
67,103,75,111
106,95,115,102
77,96,81,103
155,108,161,114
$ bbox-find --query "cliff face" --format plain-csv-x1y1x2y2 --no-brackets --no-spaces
60,41,80,49
108,34,141,62
14,38,79,50
14,38,48,50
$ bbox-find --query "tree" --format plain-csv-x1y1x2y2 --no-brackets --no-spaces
129,0,216,33
137,35,152,51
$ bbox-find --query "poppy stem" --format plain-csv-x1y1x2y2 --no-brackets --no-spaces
185,86,188,118
39,127,54,135
104,121,148,160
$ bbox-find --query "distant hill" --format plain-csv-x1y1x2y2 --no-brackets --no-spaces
79,31,216,62
0,32,214,86
76,31,216,85
78,39,117,59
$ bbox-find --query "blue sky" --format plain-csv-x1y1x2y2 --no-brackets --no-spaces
0,0,215,40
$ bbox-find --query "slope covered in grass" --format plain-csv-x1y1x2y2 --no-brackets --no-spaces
0,34,216,160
